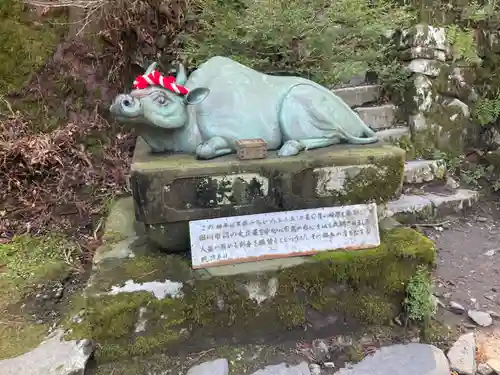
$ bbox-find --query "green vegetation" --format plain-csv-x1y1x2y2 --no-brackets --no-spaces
0,235,78,359
0,0,65,95
182,0,416,85
403,265,436,323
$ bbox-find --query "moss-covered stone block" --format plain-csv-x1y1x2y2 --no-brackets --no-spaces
131,138,405,250
69,227,435,363
0,0,66,95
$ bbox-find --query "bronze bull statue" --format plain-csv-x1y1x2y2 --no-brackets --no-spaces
109,56,379,159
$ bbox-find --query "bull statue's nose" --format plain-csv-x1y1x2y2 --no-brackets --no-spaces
110,94,142,118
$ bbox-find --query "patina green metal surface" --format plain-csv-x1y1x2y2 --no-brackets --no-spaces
110,56,379,159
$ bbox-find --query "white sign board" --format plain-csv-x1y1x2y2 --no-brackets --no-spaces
189,203,380,269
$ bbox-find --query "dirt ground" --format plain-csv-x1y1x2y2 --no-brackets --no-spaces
425,197,500,327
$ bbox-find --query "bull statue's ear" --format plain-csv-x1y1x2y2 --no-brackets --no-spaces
145,62,158,75
185,88,210,105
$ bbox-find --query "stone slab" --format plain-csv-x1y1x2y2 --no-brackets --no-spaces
331,85,381,107
355,104,396,130
189,203,380,269
131,138,404,250
0,330,93,375
383,189,479,222
334,344,449,375
386,194,433,216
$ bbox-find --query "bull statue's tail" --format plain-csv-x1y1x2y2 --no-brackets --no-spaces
279,82,379,145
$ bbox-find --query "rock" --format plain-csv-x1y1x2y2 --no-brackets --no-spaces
468,310,493,327
432,295,446,309
487,310,500,320
447,332,476,375
0,330,93,375
400,47,446,61
445,177,460,190
477,363,494,375
333,344,449,375
311,339,330,363
449,301,465,314
187,359,229,375
243,278,279,304
324,362,335,368
400,24,448,51
486,359,500,373
485,293,497,302
406,59,443,77
309,364,321,375
251,362,311,375
446,98,471,119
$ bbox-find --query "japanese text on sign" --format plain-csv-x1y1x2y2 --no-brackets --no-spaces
189,203,380,268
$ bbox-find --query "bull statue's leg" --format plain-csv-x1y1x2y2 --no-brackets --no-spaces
278,138,341,157
196,136,232,159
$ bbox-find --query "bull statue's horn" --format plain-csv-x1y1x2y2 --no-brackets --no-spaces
176,63,187,85
145,62,158,75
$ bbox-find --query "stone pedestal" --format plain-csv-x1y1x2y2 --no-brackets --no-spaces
131,138,405,250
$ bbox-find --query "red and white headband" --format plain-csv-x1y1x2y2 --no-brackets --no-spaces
133,70,189,95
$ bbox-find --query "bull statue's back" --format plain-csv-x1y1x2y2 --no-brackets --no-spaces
109,56,379,159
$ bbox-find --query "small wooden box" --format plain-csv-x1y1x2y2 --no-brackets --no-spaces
235,138,267,160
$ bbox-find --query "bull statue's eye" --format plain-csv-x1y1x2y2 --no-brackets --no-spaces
155,95,167,105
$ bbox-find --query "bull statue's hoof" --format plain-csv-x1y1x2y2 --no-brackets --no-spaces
278,140,304,157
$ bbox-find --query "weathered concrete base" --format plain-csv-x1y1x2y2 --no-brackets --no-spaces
131,138,405,250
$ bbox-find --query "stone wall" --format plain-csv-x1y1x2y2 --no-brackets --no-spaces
396,23,480,155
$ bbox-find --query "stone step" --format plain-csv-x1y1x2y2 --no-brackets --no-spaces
377,127,410,142
355,104,396,130
404,160,446,184
383,189,479,223
331,84,381,107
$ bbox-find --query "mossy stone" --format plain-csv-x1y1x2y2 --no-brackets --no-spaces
69,227,435,363
0,0,66,95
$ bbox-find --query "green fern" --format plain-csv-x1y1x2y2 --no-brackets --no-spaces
474,90,500,126
446,25,480,64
